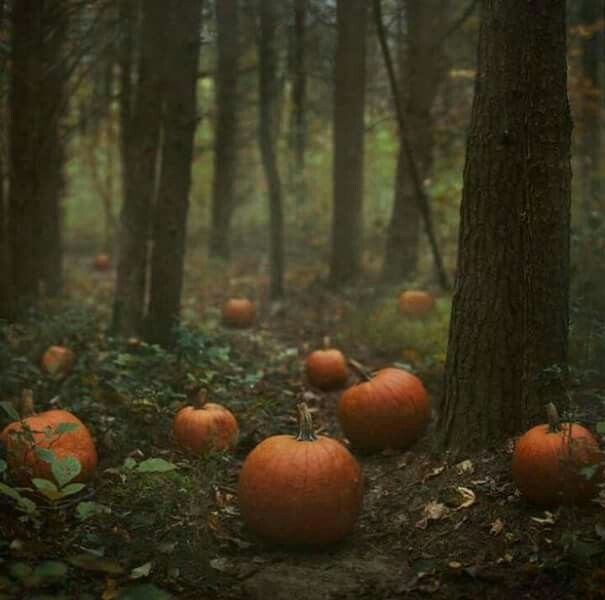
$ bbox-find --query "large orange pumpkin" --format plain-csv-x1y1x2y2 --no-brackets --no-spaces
337,367,431,452
221,298,256,328
40,345,75,379
512,403,603,505
398,290,434,317
305,345,348,390
0,390,97,485
238,402,363,546
173,391,239,455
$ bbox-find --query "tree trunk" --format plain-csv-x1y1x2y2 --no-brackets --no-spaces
112,0,164,338
289,0,306,208
146,0,203,348
579,0,602,215
209,0,240,260
329,0,367,286
383,0,446,283
437,0,572,452
258,0,285,300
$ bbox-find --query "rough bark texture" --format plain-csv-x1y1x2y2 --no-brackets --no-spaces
383,0,447,283
112,0,164,337
289,0,307,208
258,0,285,300
209,0,240,260
329,0,367,286
579,0,602,213
146,0,203,348
437,0,572,452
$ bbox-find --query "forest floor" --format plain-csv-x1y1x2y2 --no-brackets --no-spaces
1,251,604,600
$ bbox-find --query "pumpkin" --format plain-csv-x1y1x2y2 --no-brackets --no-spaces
512,403,603,505
0,389,97,485
40,345,75,379
305,339,348,390
222,298,256,328
337,365,431,452
93,254,110,271
238,402,363,546
398,290,434,317
173,391,239,455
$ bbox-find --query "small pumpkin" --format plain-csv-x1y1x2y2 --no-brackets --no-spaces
0,389,97,485
305,338,348,390
337,364,431,452
512,403,603,505
40,345,75,379
222,298,256,328
398,290,434,317
93,254,110,271
238,402,363,546
173,391,239,455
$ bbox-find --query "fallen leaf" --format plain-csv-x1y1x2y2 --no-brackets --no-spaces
423,466,445,482
455,487,476,510
490,518,504,536
423,500,449,521
209,557,231,572
130,562,152,579
455,460,475,475
68,554,125,575
530,511,556,525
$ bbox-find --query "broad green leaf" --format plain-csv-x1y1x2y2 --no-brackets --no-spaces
10,562,33,579
34,560,68,578
76,501,111,521
580,464,599,480
34,447,58,464
17,496,37,514
54,422,80,435
51,456,81,488
597,421,605,435
0,459,8,474
59,483,85,498
0,481,22,501
135,458,177,474
32,478,62,501
0,401,20,421
123,457,137,470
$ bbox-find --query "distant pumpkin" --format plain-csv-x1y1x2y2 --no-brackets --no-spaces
222,298,256,328
398,290,434,317
0,389,97,485
40,345,75,379
93,254,111,271
173,391,239,455
305,347,348,390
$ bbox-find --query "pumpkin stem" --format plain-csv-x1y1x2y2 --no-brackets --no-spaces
20,389,36,418
295,402,318,441
546,402,561,433
322,336,331,349
194,389,209,409
347,358,373,382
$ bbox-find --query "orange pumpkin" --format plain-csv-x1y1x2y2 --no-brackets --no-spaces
93,254,110,271
398,290,434,317
221,298,256,328
305,346,348,390
238,402,363,546
512,403,603,505
337,367,431,452
0,390,97,485
173,391,239,455
40,346,75,379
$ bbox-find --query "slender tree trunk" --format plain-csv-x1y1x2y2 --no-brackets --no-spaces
258,0,285,300
437,0,572,452
112,0,164,337
146,0,203,348
289,0,306,208
383,0,446,283
329,0,367,286
579,0,602,215
209,0,240,260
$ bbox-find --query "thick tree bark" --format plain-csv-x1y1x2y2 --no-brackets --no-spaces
289,0,307,208
437,0,572,452
146,0,203,348
112,0,164,337
383,0,447,283
329,0,367,286
209,0,240,260
258,0,285,300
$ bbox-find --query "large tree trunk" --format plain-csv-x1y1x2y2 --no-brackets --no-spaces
112,0,164,338
382,0,446,283
329,0,367,286
437,0,572,452
258,0,285,300
209,0,240,260
289,0,307,209
146,0,203,348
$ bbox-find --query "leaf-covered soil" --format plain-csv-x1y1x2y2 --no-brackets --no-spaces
1,253,604,600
